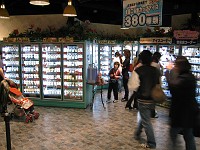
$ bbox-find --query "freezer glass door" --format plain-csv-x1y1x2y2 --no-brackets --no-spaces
2,44,20,85
63,44,83,101
159,45,180,99
140,45,157,54
99,45,111,81
111,45,122,59
182,46,200,104
21,44,40,97
123,44,138,63
42,44,62,99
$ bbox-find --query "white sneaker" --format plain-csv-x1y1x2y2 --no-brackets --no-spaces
113,100,118,103
106,99,111,103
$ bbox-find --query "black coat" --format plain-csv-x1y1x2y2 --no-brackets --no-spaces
122,58,130,78
168,72,199,128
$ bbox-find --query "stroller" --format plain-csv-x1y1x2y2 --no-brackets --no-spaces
0,79,39,123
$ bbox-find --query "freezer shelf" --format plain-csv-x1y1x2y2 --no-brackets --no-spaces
42,44,62,99
63,44,84,101
2,45,20,85
21,44,40,97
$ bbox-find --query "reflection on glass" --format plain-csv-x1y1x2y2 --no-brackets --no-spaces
2,45,20,85
42,44,61,99
21,44,40,97
63,44,83,101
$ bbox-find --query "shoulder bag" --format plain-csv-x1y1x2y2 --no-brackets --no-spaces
151,84,167,103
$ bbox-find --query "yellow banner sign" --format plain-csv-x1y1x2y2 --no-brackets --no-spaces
140,37,172,44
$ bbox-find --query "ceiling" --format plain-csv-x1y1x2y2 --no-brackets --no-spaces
3,0,200,26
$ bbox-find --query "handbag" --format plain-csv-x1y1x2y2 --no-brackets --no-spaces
129,64,134,72
151,84,167,103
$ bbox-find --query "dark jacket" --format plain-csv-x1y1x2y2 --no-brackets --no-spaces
108,68,120,82
135,65,160,100
122,58,130,78
168,72,199,128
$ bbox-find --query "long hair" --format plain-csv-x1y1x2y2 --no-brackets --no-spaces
175,56,191,73
123,49,131,58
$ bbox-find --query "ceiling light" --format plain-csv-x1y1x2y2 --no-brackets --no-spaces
30,0,50,6
0,4,9,19
63,0,77,17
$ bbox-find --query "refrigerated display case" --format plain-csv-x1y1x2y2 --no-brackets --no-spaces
92,42,99,69
182,45,200,104
99,44,123,81
42,44,62,99
139,44,157,54
62,44,84,101
99,45,110,81
159,45,180,99
1,41,93,108
21,44,40,98
2,44,21,85
111,45,123,60
123,42,139,63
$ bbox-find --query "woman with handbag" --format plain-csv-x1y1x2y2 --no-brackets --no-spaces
128,50,160,149
165,56,199,150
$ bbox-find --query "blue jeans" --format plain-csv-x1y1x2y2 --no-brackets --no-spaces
118,78,122,92
135,102,156,148
170,127,196,150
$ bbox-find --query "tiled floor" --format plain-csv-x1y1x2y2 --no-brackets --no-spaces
0,90,199,150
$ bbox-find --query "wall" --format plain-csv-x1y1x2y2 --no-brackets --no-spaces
88,23,145,38
0,14,148,41
0,14,68,40
171,14,191,29
0,13,194,41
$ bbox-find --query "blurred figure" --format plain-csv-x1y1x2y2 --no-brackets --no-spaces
151,52,163,74
0,54,5,82
151,52,163,118
165,56,198,150
128,50,160,149
121,49,131,102
125,51,141,110
113,52,123,92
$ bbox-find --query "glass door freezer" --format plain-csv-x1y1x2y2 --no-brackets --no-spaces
21,44,40,98
2,44,21,85
41,43,62,99
62,44,84,101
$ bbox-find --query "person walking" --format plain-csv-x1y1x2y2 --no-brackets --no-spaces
125,52,141,109
165,56,198,150
121,49,130,102
106,62,121,103
128,50,160,149
150,52,163,118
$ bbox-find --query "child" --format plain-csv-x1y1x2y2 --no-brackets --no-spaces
106,62,121,103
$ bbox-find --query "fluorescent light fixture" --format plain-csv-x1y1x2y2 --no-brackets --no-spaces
0,4,9,19
63,0,77,17
30,0,50,6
